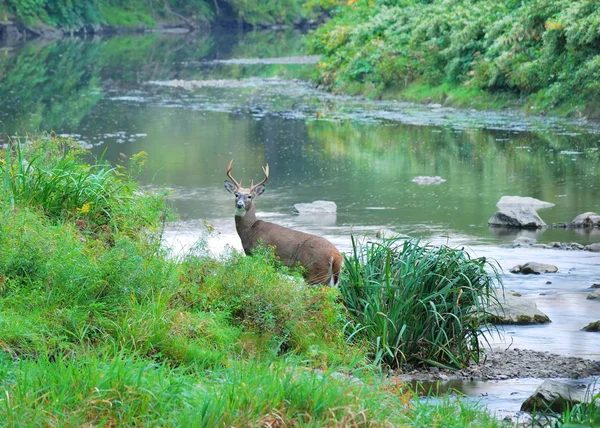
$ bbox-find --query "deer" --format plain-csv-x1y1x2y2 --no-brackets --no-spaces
224,160,343,286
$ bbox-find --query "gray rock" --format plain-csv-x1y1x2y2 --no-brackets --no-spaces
513,236,536,246
571,212,600,228
521,380,585,413
587,290,600,300
586,243,600,252
488,207,546,229
591,283,600,289
582,321,600,332
411,176,446,185
484,291,551,325
510,262,558,274
497,196,555,209
293,200,337,214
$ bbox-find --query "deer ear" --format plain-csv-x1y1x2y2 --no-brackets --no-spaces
224,180,237,194
252,184,266,197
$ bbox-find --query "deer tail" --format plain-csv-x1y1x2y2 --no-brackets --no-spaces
329,253,343,287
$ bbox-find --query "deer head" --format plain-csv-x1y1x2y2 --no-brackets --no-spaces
224,159,269,217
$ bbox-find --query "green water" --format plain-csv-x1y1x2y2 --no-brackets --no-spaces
1,30,599,247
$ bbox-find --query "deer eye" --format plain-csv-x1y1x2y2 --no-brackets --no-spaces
234,193,239,197
248,196,252,199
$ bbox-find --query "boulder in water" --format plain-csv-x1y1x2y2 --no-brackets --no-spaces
488,207,546,229
510,262,558,274
571,212,600,228
496,196,555,209
521,380,585,413
582,321,600,332
483,291,551,325
293,200,337,214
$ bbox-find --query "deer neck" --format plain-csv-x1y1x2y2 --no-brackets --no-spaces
235,202,257,236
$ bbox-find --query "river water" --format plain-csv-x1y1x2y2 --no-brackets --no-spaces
1,29,599,418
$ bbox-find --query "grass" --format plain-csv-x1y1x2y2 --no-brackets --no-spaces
0,134,504,426
340,236,500,370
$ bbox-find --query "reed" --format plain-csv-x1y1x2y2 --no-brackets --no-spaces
340,236,500,369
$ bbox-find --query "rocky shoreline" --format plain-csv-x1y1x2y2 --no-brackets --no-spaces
396,348,600,382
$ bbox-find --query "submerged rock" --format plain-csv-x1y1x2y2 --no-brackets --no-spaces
293,200,337,214
488,207,546,228
582,321,600,332
586,243,600,252
411,176,446,185
587,290,600,300
510,262,558,274
521,380,585,413
571,212,600,228
484,291,551,325
513,236,537,246
497,196,555,209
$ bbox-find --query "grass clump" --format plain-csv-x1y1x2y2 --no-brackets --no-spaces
341,237,499,370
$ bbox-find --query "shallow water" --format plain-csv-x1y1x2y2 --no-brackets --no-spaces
1,28,599,418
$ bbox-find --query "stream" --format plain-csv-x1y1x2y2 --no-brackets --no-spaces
1,28,599,420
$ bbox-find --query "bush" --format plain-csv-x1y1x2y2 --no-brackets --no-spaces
178,244,347,361
340,237,499,369
310,0,600,115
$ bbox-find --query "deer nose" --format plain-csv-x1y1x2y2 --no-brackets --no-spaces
236,200,245,209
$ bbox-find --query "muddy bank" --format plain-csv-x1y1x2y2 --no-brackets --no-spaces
396,348,600,382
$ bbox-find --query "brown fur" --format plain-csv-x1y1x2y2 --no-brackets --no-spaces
234,203,342,286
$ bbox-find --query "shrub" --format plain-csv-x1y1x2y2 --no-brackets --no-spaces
340,236,499,369
178,245,348,361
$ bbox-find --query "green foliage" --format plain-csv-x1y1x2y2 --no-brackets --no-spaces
0,135,502,426
1,0,314,29
340,237,499,369
310,0,600,115
178,244,347,361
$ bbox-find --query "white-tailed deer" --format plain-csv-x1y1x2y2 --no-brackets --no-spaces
224,160,343,286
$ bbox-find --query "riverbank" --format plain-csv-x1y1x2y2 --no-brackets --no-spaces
0,0,324,43
309,0,600,119
396,348,600,382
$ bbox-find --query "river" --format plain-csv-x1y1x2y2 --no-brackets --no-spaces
1,29,599,419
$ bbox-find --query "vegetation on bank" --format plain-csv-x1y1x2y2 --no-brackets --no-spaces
0,0,321,31
0,135,505,426
309,0,600,117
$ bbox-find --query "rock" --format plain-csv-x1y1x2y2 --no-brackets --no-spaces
510,262,558,274
582,321,600,332
488,207,546,229
484,291,551,325
587,290,600,300
586,243,600,252
513,236,536,246
571,212,600,228
521,380,585,413
591,283,600,289
496,196,555,209
293,200,337,214
411,176,446,185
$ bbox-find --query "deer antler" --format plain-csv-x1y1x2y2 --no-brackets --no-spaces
251,164,269,190
226,159,242,189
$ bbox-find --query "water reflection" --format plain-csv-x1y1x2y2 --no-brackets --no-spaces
1,30,599,246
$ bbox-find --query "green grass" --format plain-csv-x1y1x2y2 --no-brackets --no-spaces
340,237,500,370
0,353,503,427
0,134,503,426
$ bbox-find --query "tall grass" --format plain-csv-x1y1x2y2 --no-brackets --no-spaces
341,237,500,369
1,136,120,227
